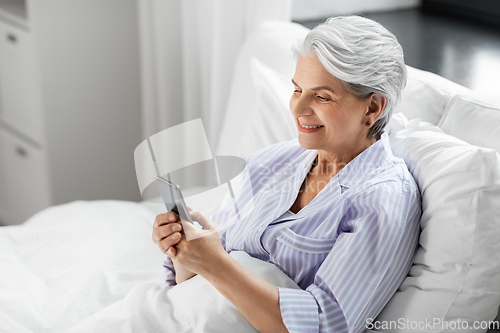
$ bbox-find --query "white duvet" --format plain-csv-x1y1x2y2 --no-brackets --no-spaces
0,200,298,333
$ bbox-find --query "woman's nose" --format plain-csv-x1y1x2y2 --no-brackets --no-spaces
290,94,313,117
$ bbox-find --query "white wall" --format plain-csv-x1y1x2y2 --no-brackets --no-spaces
292,0,422,21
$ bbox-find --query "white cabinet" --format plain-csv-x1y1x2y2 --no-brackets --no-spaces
0,0,142,225
0,128,50,224
0,20,43,143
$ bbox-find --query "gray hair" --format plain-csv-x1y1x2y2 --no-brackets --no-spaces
292,16,407,139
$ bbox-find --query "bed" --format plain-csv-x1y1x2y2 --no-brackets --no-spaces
1,21,500,333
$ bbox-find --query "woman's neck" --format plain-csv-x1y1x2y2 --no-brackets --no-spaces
313,137,377,178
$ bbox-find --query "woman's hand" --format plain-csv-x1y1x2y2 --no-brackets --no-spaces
167,211,227,277
152,211,196,283
152,211,184,255
163,211,287,332
169,211,288,333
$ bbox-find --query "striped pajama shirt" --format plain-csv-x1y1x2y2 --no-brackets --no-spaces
164,132,421,333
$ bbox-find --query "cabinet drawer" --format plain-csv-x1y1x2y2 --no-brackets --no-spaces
0,127,50,225
0,20,43,143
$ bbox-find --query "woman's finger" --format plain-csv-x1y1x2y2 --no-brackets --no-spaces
189,211,214,230
154,212,179,227
165,246,176,258
158,231,182,252
152,222,182,243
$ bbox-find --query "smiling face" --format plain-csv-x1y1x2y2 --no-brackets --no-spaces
290,55,381,162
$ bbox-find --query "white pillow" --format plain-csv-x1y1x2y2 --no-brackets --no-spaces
438,93,500,154
371,114,500,332
394,66,469,125
238,58,297,159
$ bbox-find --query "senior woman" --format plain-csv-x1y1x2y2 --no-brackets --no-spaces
152,16,421,333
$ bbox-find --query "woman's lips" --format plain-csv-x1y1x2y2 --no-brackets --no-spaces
298,121,324,133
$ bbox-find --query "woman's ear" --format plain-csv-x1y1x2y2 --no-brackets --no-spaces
365,93,386,125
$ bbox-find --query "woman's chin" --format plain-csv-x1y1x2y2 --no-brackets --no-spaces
297,136,319,150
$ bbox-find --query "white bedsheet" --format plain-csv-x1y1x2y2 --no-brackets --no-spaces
66,251,299,333
0,200,298,333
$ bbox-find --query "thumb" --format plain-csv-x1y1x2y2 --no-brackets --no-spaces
189,211,214,231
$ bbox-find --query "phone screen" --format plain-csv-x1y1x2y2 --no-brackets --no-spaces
155,176,193,223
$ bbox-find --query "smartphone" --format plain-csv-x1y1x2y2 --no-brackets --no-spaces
155,176,193,223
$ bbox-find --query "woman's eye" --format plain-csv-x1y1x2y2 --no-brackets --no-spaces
317,95,331,101
294,89,302,94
